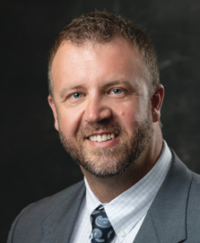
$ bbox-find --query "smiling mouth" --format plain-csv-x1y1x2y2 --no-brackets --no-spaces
87,133,117,142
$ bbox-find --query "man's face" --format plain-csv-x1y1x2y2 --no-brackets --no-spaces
48,38,154,178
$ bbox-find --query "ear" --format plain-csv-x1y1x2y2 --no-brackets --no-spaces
151,84,164,122
48,95,59,131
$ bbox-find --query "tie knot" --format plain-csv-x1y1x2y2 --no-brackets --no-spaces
91,205,115,243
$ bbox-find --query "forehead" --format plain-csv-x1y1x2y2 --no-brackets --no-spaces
51,38,147,93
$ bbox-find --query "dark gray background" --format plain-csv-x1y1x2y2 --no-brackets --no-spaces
1,0,200,241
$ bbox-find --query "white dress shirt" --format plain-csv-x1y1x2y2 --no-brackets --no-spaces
70,141,172,243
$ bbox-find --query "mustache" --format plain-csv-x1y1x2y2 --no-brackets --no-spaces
78,120,122,138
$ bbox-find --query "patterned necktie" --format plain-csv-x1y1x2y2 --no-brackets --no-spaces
91,205,115,243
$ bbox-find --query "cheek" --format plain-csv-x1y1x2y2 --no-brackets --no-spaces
114,102,140,127
114,98,149,131
57,108,83,137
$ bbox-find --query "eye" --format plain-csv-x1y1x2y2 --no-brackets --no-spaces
110,88,124,95
71,92,83,99
112,88,122,94
108,87,127,99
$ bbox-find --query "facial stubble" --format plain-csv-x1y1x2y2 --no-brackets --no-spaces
58,109,153,178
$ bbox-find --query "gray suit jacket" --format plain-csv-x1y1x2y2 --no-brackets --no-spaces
7,151,200,243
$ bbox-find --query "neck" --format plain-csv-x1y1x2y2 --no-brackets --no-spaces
82,124,163,203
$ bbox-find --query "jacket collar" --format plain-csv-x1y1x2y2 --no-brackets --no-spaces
134,151,192,243
42,181,86,243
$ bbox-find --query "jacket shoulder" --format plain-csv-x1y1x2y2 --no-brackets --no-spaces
19,180,85,218
7,180,85,243
179,171,200,242
187,172,200,222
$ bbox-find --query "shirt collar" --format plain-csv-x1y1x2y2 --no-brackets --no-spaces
84,140,172,241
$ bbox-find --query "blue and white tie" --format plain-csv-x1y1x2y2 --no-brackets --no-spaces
91,205,115,243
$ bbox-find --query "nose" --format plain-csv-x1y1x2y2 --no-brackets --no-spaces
83,97,112,123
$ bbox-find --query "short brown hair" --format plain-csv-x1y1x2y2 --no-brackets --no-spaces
48,11,159,96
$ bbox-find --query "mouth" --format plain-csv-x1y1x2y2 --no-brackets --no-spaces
87,133,117,142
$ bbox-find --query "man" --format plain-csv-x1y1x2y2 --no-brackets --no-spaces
8,11,200,243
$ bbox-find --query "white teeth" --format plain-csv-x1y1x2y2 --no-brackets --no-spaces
97,135,102,142
102,134,107,141
88,133,115,142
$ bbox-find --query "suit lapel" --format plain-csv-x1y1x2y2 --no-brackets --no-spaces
42,182,86,243
134,151,192,243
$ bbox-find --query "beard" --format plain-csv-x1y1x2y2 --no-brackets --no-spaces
58,110,153,178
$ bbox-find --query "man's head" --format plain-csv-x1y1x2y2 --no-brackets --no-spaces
48,11,159,97
48,11,164,179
